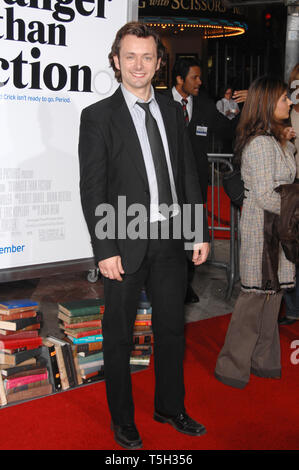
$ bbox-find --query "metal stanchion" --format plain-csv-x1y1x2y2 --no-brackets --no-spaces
206,154,240,299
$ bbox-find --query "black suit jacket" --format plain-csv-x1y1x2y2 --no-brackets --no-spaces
165,88,238,202
79,86,209,274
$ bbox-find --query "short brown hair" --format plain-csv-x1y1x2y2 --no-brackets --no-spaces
108,22,166,83
235,76,288,159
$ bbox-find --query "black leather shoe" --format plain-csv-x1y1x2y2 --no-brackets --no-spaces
111,423,142,449
185,285,199,304
154,411,206,436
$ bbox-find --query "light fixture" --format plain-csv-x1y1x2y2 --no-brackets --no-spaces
143,17,247,39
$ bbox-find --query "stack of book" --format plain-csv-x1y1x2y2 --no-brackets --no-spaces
42,335,82,391
57,299,105,384
0,299,52,406
130,289,153,367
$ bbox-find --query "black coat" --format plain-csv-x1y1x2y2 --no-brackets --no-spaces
78,86,209,274
262,183,299,291
165,88,238,202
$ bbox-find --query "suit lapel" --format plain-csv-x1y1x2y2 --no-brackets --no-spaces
110,87,149,187
109,87,179,187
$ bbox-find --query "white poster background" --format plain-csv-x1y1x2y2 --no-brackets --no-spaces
0,0,134,270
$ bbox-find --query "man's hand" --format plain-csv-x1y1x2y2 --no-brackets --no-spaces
192,242,210,266
233,90,248,104
98,255,124,281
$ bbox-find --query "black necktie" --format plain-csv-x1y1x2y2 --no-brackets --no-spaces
137,102,173,214
181,98,189,126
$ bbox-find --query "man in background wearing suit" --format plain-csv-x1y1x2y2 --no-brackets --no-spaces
170,58,246,304
79,22,210,450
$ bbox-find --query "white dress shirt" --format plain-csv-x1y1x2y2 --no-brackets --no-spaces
216,98,239,120
172,86,193,121
121,84,179,222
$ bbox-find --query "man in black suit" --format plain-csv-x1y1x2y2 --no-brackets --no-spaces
79,22,210,450
170,57,245,203
169,58,245,304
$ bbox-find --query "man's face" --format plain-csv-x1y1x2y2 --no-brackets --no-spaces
180,66,202,97
224,88,233,99
113,34,161,97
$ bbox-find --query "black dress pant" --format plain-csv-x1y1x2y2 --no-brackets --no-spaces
102,233,188,425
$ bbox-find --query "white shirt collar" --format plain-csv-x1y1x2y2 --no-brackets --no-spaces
121,84,157,110
171,86,192,105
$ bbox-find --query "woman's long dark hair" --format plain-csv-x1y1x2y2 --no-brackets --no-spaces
234,76,289,161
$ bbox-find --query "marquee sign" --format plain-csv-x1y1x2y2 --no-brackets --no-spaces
138,0,246,19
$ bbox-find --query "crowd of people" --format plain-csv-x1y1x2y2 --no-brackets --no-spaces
78,21,298,449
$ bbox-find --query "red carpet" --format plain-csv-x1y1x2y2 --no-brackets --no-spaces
207,185,231,239
0,314,298,450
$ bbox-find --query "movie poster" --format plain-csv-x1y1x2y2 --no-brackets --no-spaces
0,0,135,271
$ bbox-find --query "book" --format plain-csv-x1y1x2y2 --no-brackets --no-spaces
0,336,42,351
0,324,41,335
66,334,103,344
5,366,47,379
133,343,153,351
136,307,152,315
1,362,45,377
45,338,69,390
78,356,104,369
131,348,152,357
70,348,83,386
0,310,37,321
134,319,152,326
0,299,39,314
130,357,150,366
133,325,152,332
0,373,7,406
77,352,103,364
61,319,102,329
4,372,48,391
63,344,77,388
135,313,152,321
0,331,39,340
135,318,152,325
79,364,104,376
6,379,49,396
133,333,153,345
0,347,42,366
58,299,105,317
2,345,41,354
64,338,103,354
63,328,102,339
137,300,151,309
0,358,37,373
0,312,42,331
57,311,102,324
40,340,62,392
46,336,78,388
81,368,105,383
138,289,151,310
6,383,52,404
